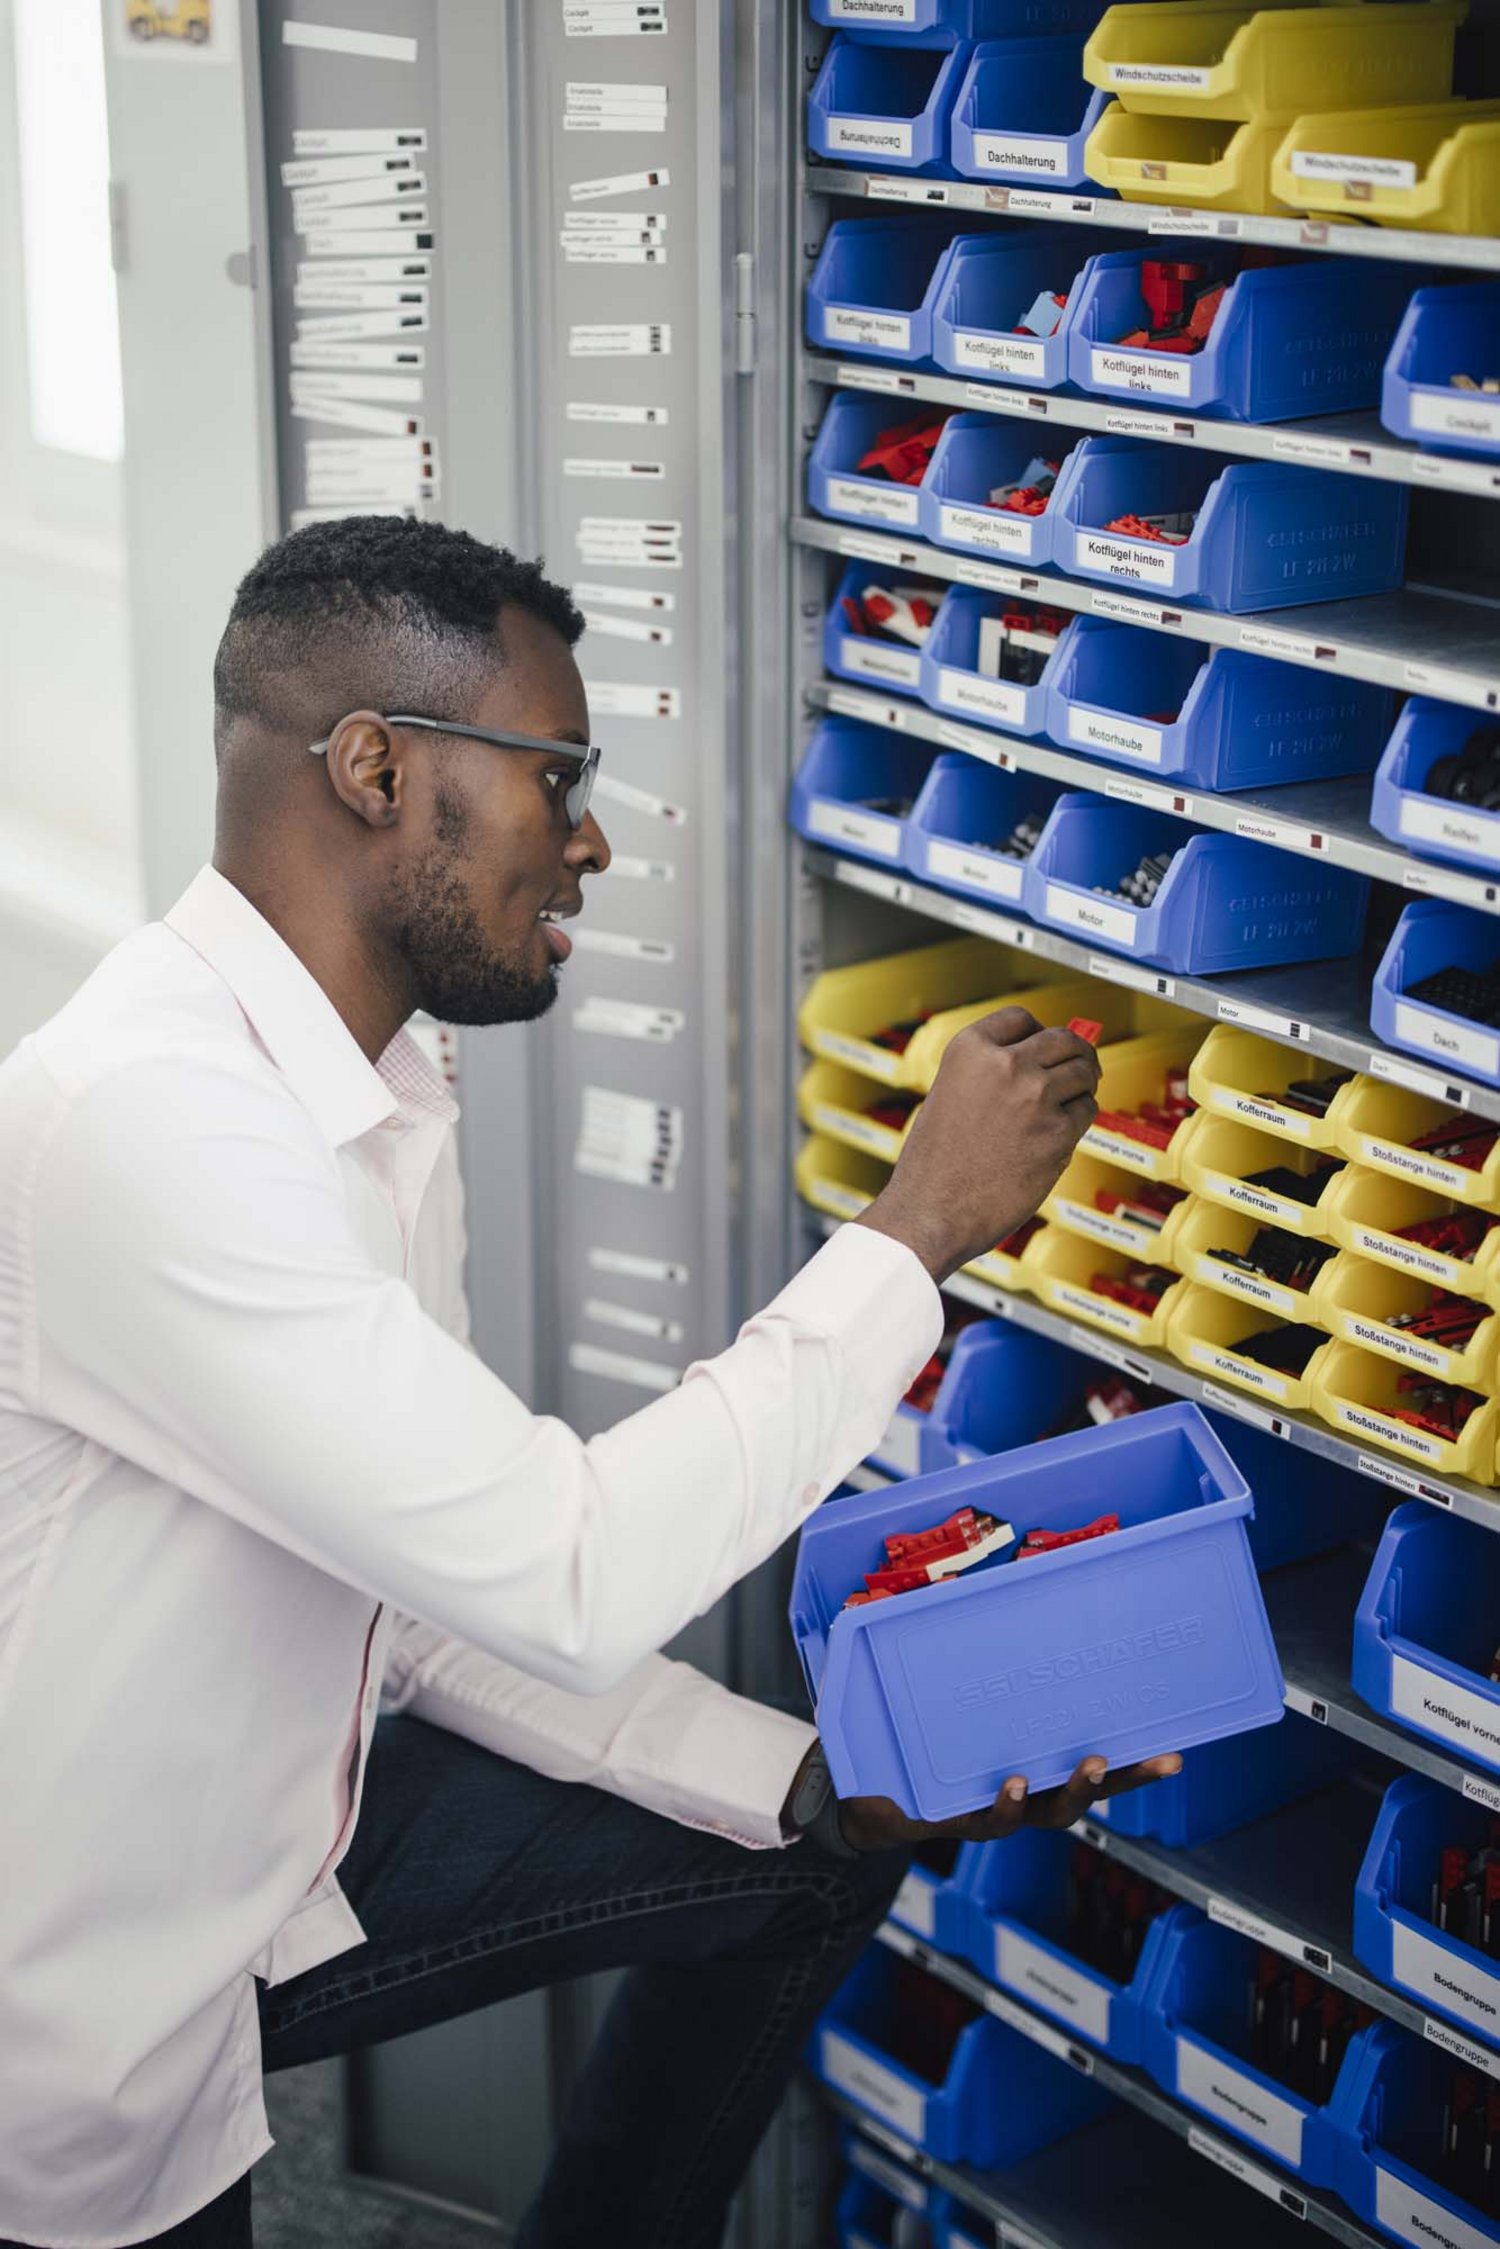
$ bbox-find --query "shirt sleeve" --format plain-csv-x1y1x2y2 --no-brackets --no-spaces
30,1053,942,1698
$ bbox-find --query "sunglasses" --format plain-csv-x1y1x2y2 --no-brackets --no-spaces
309,714,602,830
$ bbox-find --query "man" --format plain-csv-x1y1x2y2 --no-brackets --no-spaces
0,518,1175,2249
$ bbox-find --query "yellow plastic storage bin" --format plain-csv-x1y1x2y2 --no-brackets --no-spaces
1043,1152,1191,1269
1085,107,1292,212
1170,1197,1335,1327
960,1217,1052,1297
1083,3,1466,123
797,1061,918,1168
901,978,1138,1096
1322,1166,1500,1306
1081,1025,1206,1184
1177,1111,1345,1240
1028,1228,1184,1349
797,936,1030,1087
1188,1027,1357,1151
1335,1077,1500,1211
1315,1254,1500,1393
1311,1339,1499,1485
1271,99,1500,234
1166,1283,1333,1412
794,1133,888,1225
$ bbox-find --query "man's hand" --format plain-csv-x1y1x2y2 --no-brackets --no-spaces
855,1007,1101,1284
836,1753,1184,1853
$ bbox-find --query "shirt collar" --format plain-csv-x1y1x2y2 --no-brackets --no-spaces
164,866,459,1148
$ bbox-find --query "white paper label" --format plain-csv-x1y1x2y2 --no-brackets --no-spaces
1199,1384,1280,1433
1085,954,1175,997
807,800,904,858
1066,705,1165,766
828,0,918,16
1397,793,1500,867
828,116,915,159
1392,1921,1500,2041
924,839,1025,901
1176,2041,1305,2169
1052,1283,1145,1336
1422,2017,1499,2078
841,640,922,689
1194,1257,1298,1318
874,1403,925,1477
1082,1127,1156,1173
1349,1225,1459,1287
1079,531,1179,588
1208,1898,1327,1971
1108,61,1212,90
1390,1651,1500,1767
1203,1172,1298,1225
826,476,921,527
995,1927,1111,2044
1269,431,1351,469
1343,1315,1449,1378
1332,1404,1445,1463
820,2033,927,2142
1188,2128,1308,2216
973,133,1066,179
823,308,917,355
1210,1089,1313,1140
1374,2167,1490,2249
1370,1051,1458,1102
1186,1342,1290,1401
569,323,672,357
938,502,1034,556
1410,390,1500,447
1090,347,1193,399
936,666,1026,727
1362,1137,1474,1196
1044,884,1138,947
1464,1772,1500,1814
952,330,1048,381
1291,150,1418,190
890,1870,938,1940
1054,1199,1150,1255
812,1103,900,1157
1089,590,1169,627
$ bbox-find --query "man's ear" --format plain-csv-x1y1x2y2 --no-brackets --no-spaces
321,711,405,828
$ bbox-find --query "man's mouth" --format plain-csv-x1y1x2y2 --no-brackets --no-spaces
538,903,578,963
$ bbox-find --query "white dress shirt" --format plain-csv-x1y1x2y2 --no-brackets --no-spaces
0,866,941,2248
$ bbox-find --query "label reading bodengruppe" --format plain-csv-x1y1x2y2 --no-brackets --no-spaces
819,2032,927,2142
1078,531,1179,587
828,117,915,160
1397,793,1500,867
973,133,1067,179
1175,2041,1305,2170
1188,2129,1308,2217
924,838,1025,901
938,501,1034,556
936,666,1026,728
1044,884,1138,947
1290,150,1418,191
1066,705,1165,766
1392,1920,1500,2041
826,475,921,528
806,799,904,859
1374,2166,1490,2249
1090,347,1193,399
1390,1652,1500,1767
995,1927,1111,2044
952,330,1048,382
1410,390,1500,448
1186,1341,1291,1402
823,306,913,355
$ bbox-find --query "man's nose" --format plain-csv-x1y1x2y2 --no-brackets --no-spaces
566,810,611,875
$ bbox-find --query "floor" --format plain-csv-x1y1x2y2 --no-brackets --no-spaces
258,2063,498,2247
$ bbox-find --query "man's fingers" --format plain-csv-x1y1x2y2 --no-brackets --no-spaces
966,1005,1042,1050
1027,1024,1105,1082
1044,1055,1102,1110
1090,1754,1183,1800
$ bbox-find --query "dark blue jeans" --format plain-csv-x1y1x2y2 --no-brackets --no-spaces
21,1714,905,2249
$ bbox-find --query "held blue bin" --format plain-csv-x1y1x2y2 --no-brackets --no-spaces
1382,282,1500,461
1354,1776,1500,2055
905,755,1062,913
1353,1504,1500,1777
1022,794,1369,975
792,717,936,867
931,229,1103,391
1142,1908,1353,2187
1370,699,1500,879
1088,1707,1349,1851
935,1827,1175,2061
1046,617,1393,791
917,586,1071,738
826,561,947,697
1329,2021,1498,2249
1068,251,1412,425
809,1947,1109,2164
809,390,949,535
789,1401,1286,1821
1048,437,1410,615
919,413,1074,568
919,1320,1131,1472
1371,899,1500,1093
951,37,1111,191
808,35,970,176
811,0,1107,44
807,218,963,367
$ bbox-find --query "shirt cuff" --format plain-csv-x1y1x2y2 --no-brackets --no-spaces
761,1222,944,1458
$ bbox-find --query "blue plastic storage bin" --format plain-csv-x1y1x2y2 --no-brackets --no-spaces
1371,899,1500,1093
1088,1707,1349,1851
1382,282,1500,462
1048,437,1410,614
1023,794,1369,975
890,1842,962,1942
919,1320,1130,1472
951,37,1110,190
1046,617,1392,791
1353,1504,1500,1777
917,586,1070,738
1141,1907,1350,2186
1330,2021,1497,2249
807,218,962,367
1068,251,1411,425
809,35,969,176
931,230,1102,390
1354,1775,1500,2055
837,2169,921,2249
919,413,1074,568
811,0,1106,43
810,1947,1109,2163
790,1401,1285,1820
792,717,936,867
841,2133,933,2226
905,755,1062,913
809,390,949,535
1211,1415,1378,1576
825,561,945,696
1370,700,1500,879
936,1826,1174,2061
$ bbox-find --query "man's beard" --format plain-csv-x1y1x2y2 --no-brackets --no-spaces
387,787,559,1028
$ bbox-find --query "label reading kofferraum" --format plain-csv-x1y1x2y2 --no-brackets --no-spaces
1186,1342,1290,1401
1078,531,1179,588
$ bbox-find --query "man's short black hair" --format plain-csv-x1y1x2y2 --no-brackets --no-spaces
213,515,583,754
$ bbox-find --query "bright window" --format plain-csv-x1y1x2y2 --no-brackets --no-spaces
13,0,124,461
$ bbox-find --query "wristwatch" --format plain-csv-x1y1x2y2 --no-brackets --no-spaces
787,1741,861,1859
